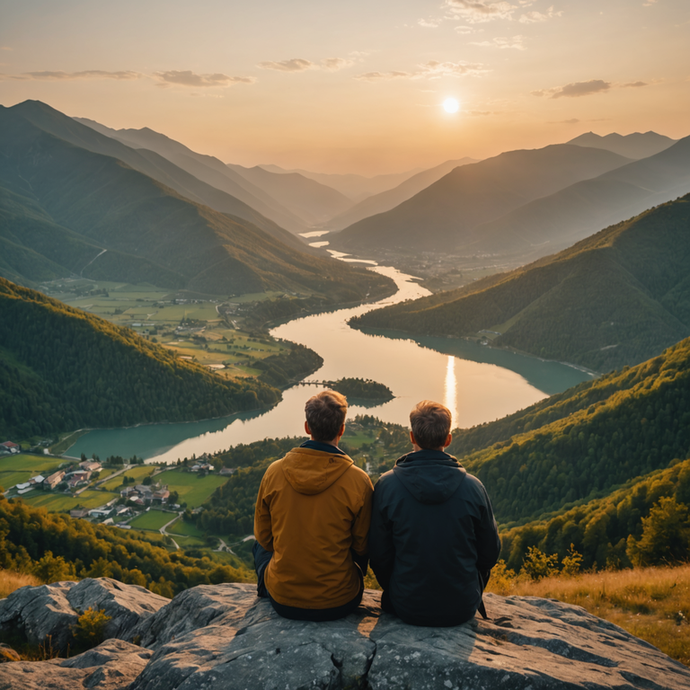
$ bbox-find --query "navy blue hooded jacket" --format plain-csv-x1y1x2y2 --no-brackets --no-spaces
369,449,501,626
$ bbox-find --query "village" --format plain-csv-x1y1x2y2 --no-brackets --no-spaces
1,440,232,545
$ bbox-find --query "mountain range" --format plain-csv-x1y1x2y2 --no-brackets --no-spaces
329,144,633,253
351,194,690,372
566,131,676,159
0,101,393,300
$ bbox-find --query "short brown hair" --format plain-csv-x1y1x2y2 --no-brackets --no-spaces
410,400,452,449
305,390,348,442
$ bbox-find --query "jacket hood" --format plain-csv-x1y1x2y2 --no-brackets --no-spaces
393,450,466,504
281,447,354,495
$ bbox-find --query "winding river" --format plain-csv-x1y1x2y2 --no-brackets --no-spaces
69,256,592,463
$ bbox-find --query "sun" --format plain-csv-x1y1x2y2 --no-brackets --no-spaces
443,98,460,114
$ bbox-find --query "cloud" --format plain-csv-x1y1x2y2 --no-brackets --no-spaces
418,18,442,27
548,118,580,124
444,0,517,23
0,47,12,51
472,35,526,49
3,70,141,81
154,70,254,88
354,71,410,82
519,6,562,22
419,60,488,77
258,58,315,72
532,79,611,99
355,60,487,82
321,57,354,71
623,80,648,88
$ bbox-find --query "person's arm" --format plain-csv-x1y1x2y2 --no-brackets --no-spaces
253,472,274,552
351,478,374,573
368,481,395,591
474,483,501,580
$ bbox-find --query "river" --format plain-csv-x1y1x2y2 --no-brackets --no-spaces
69,256,592,463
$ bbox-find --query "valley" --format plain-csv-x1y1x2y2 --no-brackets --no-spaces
1,98,689,673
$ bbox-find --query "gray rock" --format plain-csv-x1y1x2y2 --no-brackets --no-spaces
4,581,690,690
67,577,169,643
0,638,151,690
0,581,78,651
131,582,255,650
0,578,168,653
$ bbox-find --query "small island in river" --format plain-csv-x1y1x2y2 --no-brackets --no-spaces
326,377,394,402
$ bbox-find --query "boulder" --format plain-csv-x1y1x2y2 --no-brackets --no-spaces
0,638,151,689
0,578,168,653
3,581,690,690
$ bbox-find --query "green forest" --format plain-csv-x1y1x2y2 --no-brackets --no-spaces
0,278,280,439
0,496,250,599
351,195,690,371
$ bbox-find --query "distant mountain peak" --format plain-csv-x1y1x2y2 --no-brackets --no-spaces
567,131,677,159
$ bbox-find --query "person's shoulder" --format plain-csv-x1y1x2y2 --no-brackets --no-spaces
260,452,292,481
460,470,492,500
346,462,374,489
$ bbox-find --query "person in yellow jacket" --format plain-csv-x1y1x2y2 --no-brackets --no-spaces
253,390,373,621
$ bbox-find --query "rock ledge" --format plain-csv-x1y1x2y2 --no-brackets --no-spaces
1,579,689,689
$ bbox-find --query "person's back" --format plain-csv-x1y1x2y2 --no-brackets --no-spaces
369,400,501,627
254,390,373,621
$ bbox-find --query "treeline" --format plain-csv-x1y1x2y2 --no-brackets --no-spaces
0,278,280,439
254,343,323,388
461,337,690,524
327,378,394,401
351,196,690,371
500,457,690,573
0,497,250,598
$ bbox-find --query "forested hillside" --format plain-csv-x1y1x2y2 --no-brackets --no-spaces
0,278,280,439
0,497,249,598
352,195,690,371
455,336,690,525
499,456,690,572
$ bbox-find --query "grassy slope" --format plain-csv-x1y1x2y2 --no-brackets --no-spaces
353,195,690,371
487,565,690,667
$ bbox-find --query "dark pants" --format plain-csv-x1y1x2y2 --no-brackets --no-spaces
252,540,364,622
380,568,491,624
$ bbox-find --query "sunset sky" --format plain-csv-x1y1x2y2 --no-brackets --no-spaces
1,0,688,174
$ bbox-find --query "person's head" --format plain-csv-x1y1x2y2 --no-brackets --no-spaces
304,390,348,443
409,400,452,450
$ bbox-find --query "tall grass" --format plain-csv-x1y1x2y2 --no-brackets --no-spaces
487,564,690,666
0,569,42,599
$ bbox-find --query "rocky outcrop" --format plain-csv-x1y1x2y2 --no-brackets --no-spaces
0,638,151,689
2,579,690,690
0,578,168,653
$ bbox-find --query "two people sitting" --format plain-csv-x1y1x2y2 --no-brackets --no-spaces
253,390,501,626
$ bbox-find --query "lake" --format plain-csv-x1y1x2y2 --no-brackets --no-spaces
69,258,592,463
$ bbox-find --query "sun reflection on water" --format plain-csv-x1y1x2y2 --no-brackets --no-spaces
444,355,458,429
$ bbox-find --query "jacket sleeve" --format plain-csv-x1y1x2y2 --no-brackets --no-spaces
351,477,374,557
475,483,501,575
368,479,395,591
253,471,274,552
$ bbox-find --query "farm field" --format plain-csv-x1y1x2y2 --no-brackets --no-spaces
43,279,292,380
21,489,119,511
100,465,157,491
156,469,228,508
128,509,178,532
0,454,62,491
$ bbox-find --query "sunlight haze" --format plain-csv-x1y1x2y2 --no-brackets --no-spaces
0,0,688,173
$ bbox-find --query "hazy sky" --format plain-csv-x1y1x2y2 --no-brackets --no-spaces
1,0,688,174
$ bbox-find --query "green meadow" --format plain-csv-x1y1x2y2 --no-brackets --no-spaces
22,489,119,512
128,509,178,532
156,469,228,508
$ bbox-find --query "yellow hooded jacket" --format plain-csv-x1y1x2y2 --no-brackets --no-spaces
254,447,374,609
